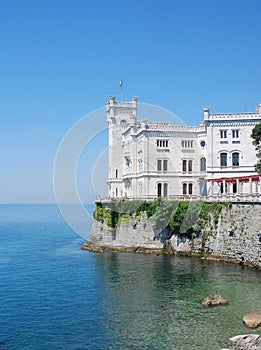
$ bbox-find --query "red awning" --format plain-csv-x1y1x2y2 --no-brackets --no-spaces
201,174,260,184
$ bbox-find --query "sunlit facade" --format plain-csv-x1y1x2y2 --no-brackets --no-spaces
106,96,261,199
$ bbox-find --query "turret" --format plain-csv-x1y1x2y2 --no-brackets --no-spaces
203,106,210,120
106,96,138,125
256,102,261,114
106,96,138,198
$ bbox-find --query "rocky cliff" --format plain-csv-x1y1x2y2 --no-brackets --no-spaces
90,201,261,270
192,203,261,269
91,212,164,250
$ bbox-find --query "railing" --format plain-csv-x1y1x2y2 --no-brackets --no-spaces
96,194,261,203
146,123,205,132
208,113,260,121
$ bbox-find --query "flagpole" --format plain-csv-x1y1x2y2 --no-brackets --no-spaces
119,78,123,101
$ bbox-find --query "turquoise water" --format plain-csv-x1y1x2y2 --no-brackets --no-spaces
0,205,260,350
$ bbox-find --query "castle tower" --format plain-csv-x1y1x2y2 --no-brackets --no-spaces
106,96,138,198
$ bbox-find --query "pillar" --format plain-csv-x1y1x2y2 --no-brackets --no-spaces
222,180,226,195
249,178,253,196
236,179,240,196
255,181,258,195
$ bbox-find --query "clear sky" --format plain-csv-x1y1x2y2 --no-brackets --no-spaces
1,0,260,204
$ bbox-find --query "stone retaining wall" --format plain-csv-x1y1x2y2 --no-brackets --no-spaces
91,212,164,250
91,203,261,269
192,204,261,269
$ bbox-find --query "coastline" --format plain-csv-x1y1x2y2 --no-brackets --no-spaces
81,241,170,254
81,241,261,271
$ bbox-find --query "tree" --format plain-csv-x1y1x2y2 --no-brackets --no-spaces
251,123,261,174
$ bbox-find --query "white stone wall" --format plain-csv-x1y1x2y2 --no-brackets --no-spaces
106,97,261,199
205,108,261,196
106,96,138,198
121,123,207,198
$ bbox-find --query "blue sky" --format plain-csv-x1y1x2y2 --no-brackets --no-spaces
1,0,260,203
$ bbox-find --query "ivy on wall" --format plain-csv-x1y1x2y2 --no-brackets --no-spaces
94,199,230,237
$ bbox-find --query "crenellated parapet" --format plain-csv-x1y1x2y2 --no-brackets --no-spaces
204,103,261,121
106,96,138,123
207,112,260,121
146,122,205,132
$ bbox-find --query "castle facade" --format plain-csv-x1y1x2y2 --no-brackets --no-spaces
106,96,261,199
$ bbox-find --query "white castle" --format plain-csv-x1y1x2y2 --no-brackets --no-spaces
106,96,261,200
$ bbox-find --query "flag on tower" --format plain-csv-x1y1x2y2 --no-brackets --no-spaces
119,79,123,88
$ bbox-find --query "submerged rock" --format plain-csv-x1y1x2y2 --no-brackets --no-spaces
201,294,229,307
228,334,261,350
242,310,261,328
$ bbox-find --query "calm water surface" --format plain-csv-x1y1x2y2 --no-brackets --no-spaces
0,205,260,350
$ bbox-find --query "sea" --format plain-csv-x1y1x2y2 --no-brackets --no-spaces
0,204,260,350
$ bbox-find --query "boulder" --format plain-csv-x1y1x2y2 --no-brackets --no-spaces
169,235,191,254
201,294,229,307
81,242,105,253
228,334,261,350
242,310,261,328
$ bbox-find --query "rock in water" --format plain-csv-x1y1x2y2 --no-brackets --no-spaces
242,310,261,328
201,294,229,307
169,235,191,254
228,334,261,350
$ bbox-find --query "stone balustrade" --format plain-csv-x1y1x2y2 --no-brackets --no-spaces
208,112,260,120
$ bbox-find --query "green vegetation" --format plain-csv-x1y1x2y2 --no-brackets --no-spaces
94,199,230,238
251,122,261,173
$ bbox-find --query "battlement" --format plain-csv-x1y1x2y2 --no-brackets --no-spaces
208,112,260,121
106,96,138,123
106,96,138,111
146,122,205,132
203,103,261,121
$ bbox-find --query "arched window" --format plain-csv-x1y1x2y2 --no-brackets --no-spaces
183,183,187,195
157,159,162,171
232,152,239,166
188,160,193,172
157,183,162,197
183,159,193,172
120,119,126,127
220,153,227,167
163,159,168,172
182,160,187,172
200,157,206,171
163,183,168,197
116,169,118,178
189,183,193,195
